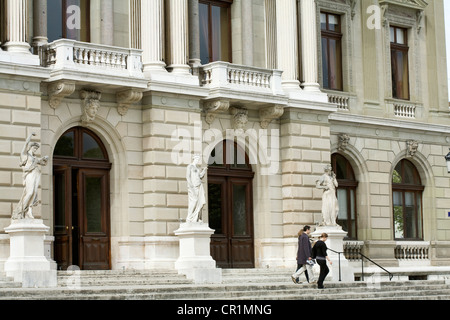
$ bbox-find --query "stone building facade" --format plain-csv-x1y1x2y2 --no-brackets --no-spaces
0,0,449,273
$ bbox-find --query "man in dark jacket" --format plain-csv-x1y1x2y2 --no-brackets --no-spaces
291,226,316,284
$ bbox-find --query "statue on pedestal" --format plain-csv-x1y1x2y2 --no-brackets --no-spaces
12,133,48,220
186,154,207,223
316,164,339,227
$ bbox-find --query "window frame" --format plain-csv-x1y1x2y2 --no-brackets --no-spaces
332,153,358,240
320,12,344,91
392,159,424,241
47,0,91,43
199,0,232,65
390,26,410,100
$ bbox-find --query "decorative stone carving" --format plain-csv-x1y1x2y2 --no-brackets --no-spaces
81,90,102,124
406,140,419,157
316,164,339,227
230,107,248,131
186,155,207,223
204,99,230,124
259,105,284,129
116,89,143,116
48,81,76,109
12,133,49,220
338,133,350,151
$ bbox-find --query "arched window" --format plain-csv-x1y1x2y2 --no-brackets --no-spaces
332,154,358,239
392,159,424,240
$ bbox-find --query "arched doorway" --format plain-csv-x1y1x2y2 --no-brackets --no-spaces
53,127,111,270
207,140,255,268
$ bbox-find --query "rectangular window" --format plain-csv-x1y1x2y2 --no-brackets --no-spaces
390,26,409,100
47,0,90,43
199,0,232,65
321,12,343,91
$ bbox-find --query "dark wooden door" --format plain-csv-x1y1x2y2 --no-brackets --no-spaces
53,166,73,270
78,168,110,270
207,140,254,268
53,127,111,270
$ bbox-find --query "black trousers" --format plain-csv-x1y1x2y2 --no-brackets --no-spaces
317,259,329,288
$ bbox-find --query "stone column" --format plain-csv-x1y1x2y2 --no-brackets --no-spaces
3,0,31,54
188,0,201,68
275,0,300,89
32,0,48,52
141,0,166,73
101,0,114,46
300,0,320,92
166,0,190,74
241,0,253,66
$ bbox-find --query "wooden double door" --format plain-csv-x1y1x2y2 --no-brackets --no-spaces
207,140,255,268
53,127,111,270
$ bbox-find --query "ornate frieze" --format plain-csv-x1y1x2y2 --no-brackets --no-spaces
48,81,76,109
80,90,102,125
116,89,143,116
406,140,419,158
204,99,230,125
259,105,284,129
230,107,248,131
338,133,350,151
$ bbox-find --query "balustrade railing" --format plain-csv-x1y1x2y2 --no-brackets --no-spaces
42,39,143,77
200,61,283,95
394,242,430,261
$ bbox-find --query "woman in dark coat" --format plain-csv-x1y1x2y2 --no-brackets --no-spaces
291,226,316,284
311,233,333,289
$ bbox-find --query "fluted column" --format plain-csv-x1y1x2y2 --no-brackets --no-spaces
167,0,190,74
141,0,166,72
242,0,253,66
101,0,114,46
188,0,201,68
32,0,48,52
300,0,320,92
275,0,300,89
3,0,31,54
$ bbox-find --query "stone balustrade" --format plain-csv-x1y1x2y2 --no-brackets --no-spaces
42,39,144,78
200,61,283,96
343,240,364,261
394,103,416,119
395,241,430,261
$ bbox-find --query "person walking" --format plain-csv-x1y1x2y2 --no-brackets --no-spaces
311,233,332,289
291,226,316,284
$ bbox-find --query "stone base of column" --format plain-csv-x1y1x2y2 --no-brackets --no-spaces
3,41,31,54
4,219,57,288
168,64,191,75
311,225,355,283
302,82,322,92
174,222,222,284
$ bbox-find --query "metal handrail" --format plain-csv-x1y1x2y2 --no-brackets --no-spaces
326,248,393,282
358,252,394,281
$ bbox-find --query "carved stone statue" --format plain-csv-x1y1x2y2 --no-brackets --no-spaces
316,164,339,226
186,154,207,223
12,133,49,220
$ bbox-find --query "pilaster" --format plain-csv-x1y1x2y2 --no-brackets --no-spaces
166,0,190,74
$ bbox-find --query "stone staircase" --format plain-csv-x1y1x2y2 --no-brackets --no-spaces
0,269,449,300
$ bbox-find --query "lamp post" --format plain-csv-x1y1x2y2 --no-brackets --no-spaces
445,148,450,173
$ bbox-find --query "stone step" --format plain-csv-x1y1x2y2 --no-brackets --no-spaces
1,269,449,300
0,279,448,300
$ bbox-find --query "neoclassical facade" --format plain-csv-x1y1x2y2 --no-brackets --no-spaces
0,0,449,273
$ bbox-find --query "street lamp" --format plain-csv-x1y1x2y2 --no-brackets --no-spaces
445,148,450,173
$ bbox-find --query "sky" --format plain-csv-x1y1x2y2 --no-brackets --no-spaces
445,0,450,100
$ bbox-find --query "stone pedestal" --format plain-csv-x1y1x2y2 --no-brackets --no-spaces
4,219,57,288
311,225,355,283
174,222,222,284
